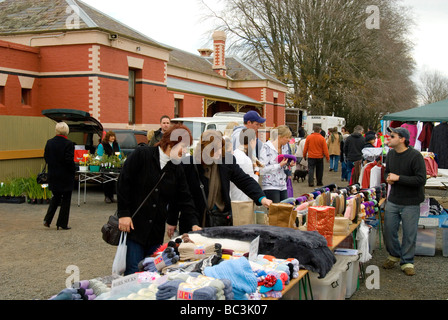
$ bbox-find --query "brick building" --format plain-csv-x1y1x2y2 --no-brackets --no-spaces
0,0,287,178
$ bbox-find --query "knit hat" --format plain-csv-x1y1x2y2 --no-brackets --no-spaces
204,257,258,300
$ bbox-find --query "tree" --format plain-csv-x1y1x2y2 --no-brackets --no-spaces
418,69,448,105
200,0,417,130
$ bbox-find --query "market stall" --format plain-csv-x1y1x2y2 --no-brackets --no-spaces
49,182,386,301
382,99,448,170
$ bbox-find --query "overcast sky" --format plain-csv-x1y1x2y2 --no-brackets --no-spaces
81,0,448,80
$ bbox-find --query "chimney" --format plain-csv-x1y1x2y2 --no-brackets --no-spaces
212,30,227,77
198,48,213,57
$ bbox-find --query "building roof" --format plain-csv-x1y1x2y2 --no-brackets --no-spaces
0,0,285,87
168,46,285,85
225,56,282,84
167,77,261,106
0,0,167,49
168,46,219,78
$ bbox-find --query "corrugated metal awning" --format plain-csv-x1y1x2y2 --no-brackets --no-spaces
167,77,261,106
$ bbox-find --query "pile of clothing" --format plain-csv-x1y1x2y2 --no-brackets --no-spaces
250,255,300,299
156,272,233,300
49,280,99,300
192,224,335,278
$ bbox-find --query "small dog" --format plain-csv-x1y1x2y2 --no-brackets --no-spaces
293,169,308,182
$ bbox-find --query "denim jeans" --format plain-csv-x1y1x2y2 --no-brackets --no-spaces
341,160,348,181
383,201,420,266
124,238,160,275
330,155,340,172
346,160,355,183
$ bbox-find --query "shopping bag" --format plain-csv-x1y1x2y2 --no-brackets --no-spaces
268,203,297,229
231,200,255,226
333,217,351,236
307,206,335,246
112,232,127,275
419,198,430,217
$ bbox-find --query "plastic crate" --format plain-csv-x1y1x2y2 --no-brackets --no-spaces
334,249,360,299
442,219,448,257
415,218,439,256
309,268,344,300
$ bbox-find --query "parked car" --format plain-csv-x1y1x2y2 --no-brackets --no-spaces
42,108,103,155
98,129,148,156
42,109,147,157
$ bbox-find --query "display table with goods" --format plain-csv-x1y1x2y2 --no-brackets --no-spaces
48,182,387,301
76,152,125,206
76,171,120,206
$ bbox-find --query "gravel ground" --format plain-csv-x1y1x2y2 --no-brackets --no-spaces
0,169,447,300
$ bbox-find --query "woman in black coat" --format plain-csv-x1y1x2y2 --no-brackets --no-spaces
178,130,272,234
117,124,200,275
43,122,76,230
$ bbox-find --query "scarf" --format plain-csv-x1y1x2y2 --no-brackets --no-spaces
203,163,225,213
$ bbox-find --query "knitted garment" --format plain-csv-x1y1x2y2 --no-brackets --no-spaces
49,287,96,300
204,257,258,300
178,242,218,261
139,247,179,272
156,278,184,300
193,224,336,278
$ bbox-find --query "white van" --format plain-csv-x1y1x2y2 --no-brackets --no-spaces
170,116,244,150
303,115,346,136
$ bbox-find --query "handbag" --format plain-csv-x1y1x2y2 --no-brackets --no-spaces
36,163,48,184
194,165,232,227
101,172,166,245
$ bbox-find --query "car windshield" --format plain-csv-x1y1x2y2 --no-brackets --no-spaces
181,121,206,140
115,132,136,149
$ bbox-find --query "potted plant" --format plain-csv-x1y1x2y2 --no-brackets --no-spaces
0,179,26,204
89,156,101,172
79,159,89,172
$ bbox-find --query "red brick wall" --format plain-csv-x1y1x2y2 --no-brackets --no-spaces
0,41,40,116
167,90,203,117
39,45,90,72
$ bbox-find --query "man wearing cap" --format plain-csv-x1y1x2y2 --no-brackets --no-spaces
383,127,426,276
231,110,266,158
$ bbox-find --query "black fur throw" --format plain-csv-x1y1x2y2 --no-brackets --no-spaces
191,224,336,278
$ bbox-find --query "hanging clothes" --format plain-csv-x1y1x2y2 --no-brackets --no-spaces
418,122,434,151
400,122,418,147
428,122,448,169
414,121,423,151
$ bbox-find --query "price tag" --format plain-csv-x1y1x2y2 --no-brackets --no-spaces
248,236,260,262
110,273,139,296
